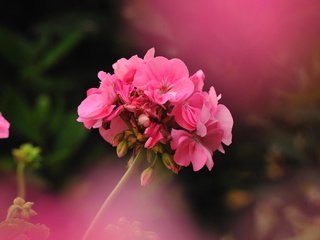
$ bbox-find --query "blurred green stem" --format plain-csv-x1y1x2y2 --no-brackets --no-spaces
81,148,145,240
17,163,26,199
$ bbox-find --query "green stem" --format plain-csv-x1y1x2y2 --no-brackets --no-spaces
17,163,25,199
81,148,145,240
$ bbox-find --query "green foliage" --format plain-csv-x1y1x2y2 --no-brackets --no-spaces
0,20,90,188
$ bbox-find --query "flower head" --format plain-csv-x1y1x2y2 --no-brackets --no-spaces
77,48,233,177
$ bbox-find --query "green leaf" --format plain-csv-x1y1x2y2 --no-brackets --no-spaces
47,111,88,165
0,27,33,67
8,93,42,143
38,30,84,71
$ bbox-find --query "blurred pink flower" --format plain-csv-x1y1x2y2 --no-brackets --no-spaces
0,219,49,240
0,113,10,139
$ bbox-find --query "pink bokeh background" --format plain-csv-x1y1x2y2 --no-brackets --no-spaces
0,157,216,239
123,0,320,112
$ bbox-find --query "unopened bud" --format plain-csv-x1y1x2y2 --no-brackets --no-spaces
147,149,158,164
138,114,151,127
140,167,153,186
162,152,180,174
127,135,137,148
136,133,146,142
117,140,128,158
113,132,124,146
152,144,164,154
12,143,41,165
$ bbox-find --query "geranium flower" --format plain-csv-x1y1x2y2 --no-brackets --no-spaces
133,56,194,105
112,48,155,84
77,72,118,129
77,48,233,175
171,125,224,171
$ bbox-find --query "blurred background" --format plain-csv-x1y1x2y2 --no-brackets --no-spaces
0,0,320,239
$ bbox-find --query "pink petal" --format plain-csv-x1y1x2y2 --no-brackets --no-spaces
205,149,214,171
190,70,205,92
201,124,223,152
196,121,207,137
170,77,194,103
216,104,233,145
143,48,155,61
99,117,128,146
173,140,191,167
171,129,192,149
190,142,208,171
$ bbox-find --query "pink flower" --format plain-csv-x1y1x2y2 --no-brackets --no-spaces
77,72,118,129
144,123,164,148
112,48,155,84
0,113,10,139
133,56,194,105
172,91,212,137
99,116,128,146
171,124,224,171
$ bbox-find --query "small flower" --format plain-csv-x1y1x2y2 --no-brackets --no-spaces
112,48,155,84
172,91,212,137
77,72,118,129
0,112,10,139
133,56,194,105
171,127,224,171
144,123,165,149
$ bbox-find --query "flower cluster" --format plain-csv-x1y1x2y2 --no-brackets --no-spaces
77,48,233,174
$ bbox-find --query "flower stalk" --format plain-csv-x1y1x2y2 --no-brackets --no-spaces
81,148,145,240
17,163,26,199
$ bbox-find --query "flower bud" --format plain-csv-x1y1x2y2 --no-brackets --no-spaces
12,143,41,166
138,114,151,127
152,144,164,154
113,132,124,146
146,149,158,164
162,152,180,174
136,133,146,142
140,167,153,186
127,135,137,148
116,140,128,158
